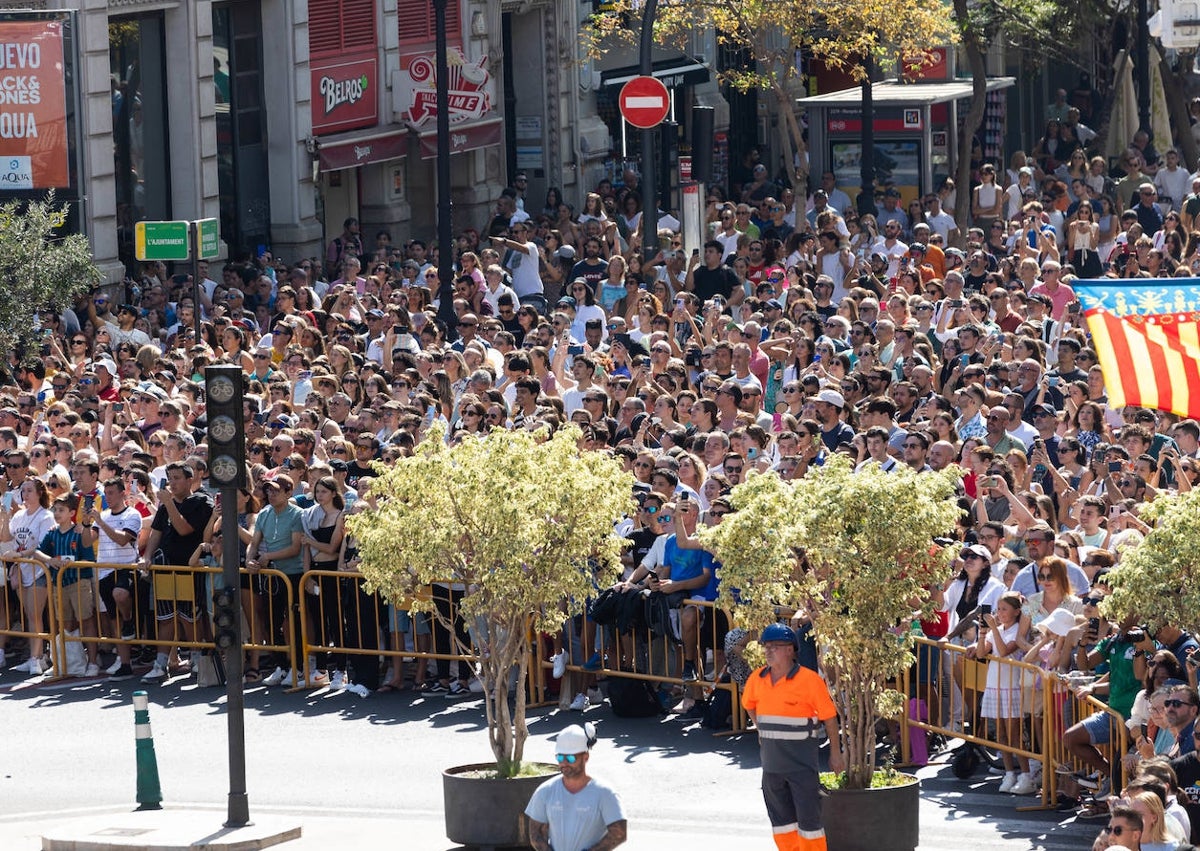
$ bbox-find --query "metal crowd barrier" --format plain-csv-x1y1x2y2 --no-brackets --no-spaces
533,594,744,733
298,570,484,689
1,558,297,682
901,636,1132,807
0,555,59,672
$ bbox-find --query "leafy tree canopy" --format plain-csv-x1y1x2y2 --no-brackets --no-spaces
0,194,101,361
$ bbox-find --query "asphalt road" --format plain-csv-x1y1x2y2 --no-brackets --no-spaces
0,671,1099,850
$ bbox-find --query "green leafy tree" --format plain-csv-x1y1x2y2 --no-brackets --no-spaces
347,425,633,778
699,457,962,789
587,0,957,190
1101,490,1200,634
0,194,101,361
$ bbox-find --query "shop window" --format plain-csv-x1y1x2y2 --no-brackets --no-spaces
214,3,270,260
398,0,461,46
110,15,171,277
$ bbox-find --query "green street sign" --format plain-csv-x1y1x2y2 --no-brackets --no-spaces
195,218,220,259
135,220,190,261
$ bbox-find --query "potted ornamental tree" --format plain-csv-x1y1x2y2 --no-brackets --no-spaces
1102,488,1200,634
348,424,632,848
699,456,962,851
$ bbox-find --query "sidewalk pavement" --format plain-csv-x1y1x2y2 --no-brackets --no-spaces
6,804,776,851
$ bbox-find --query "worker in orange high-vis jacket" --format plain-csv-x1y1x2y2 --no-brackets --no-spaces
741,623,844,851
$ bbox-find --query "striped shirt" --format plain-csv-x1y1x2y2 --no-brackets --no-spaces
39,526,91,586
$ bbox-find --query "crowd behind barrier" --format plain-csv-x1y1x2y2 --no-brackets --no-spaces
8,86,1200,845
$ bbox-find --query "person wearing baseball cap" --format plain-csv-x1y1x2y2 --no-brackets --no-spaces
813,388,854,453
525,721,627,851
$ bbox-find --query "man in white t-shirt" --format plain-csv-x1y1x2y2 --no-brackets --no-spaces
873,219,910,277
489,221,543,298
525,723,627,851
1155,148,1191,213
94,477,144,679
924,194,958,245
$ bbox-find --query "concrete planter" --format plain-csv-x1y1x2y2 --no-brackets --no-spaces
442,762,557,850
824,773,920,851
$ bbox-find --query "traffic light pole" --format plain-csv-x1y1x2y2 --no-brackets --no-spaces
221,499,249,827
205,364,250,828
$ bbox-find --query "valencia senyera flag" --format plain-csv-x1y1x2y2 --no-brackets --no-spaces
1075,279,1200,419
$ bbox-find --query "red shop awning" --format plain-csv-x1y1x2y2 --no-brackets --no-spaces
317,127,408,172
416,117,503,160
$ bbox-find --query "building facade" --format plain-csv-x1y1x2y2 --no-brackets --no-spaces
0,1,739,280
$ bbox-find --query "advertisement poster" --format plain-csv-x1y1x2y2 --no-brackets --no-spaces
310,56,378,136
395,48,492,128
0,19,68,189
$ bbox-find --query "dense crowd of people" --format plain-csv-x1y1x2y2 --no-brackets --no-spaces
6,104,1200,847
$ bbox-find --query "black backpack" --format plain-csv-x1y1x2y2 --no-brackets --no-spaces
700,673,734,730
643,591,680,644
588,588,623,627
606,677,663,717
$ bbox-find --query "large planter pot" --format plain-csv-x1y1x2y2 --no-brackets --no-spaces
823,773,919,851
443,763,557,849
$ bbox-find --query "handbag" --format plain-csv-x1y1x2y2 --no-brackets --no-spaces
195,651,227,687
53,629,88,677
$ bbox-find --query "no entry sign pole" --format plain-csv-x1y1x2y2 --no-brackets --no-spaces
634,0,661,264
618,75,670,130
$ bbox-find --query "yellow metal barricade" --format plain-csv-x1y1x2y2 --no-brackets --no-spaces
0,556,58,674
546,594,744,733
901,637,1139,808
41,561,296,681
298,570,479,690
1044,674,1133,795
901,636,1055,808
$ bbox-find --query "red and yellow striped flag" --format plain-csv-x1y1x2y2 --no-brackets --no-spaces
1076,279,1200,418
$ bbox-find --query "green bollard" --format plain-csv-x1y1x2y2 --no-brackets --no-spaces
132,690,163,810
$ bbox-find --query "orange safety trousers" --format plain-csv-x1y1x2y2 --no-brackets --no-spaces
772,826,827,851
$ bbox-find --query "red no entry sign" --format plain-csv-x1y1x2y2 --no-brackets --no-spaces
619,75,670,129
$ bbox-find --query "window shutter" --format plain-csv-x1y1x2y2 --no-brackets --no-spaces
398,0,461,46
309,0,378,58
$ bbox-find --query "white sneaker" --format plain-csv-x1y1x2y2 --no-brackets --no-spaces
347,684,370,698
262,666,285,686
281,670,306,688
84,663,100,678
106,658,124,676
1010,773,1039,795
10,658,33,674
308,670,329,687
33,656,47,675
569,692,589,711
141,663,166,682
998,771,1018,793
329,671,346,690
551,651,567,679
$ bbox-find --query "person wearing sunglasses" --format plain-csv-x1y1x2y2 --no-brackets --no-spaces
525,722,626,851
1097,805,1143,849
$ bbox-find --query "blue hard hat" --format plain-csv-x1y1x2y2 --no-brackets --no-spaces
760,622,798,650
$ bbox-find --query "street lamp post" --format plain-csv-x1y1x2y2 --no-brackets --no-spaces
433,0,457,340
639,0,659,264
1136,0,1151,139
857,55,877,217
